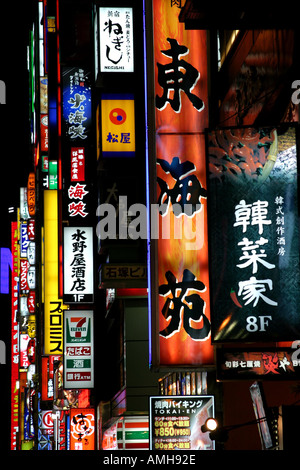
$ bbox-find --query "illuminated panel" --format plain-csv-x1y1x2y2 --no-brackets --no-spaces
27,172,35,217
62,66,91,143
63,227,94,304
149,395,215,450
44,190,66,355
101,93,135,158
99,7,134,73
207,125,300,342
149,0,213,366
10,221,19,450
64,310,94,389
70,408,95,450
0,248,12,294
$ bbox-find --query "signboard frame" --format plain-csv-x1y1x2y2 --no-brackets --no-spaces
63,226,94,304
63,310,94,389
207,124,300,342
149,395,215,451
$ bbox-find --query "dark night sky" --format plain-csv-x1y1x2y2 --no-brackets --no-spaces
0,4,34,222
0,2,35,451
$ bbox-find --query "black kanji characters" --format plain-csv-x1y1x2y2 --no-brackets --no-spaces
159,269,210,340
157,156,207,217
156,38,204,113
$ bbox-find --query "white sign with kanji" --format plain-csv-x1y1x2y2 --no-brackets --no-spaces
63,226,94,303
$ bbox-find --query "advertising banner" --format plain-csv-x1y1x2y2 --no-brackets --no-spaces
62,67,92,143
11,221,19,450
27,172,35,217
207,125,300,342
64,310,94,389
149,0,213,366
101,93,135,158
217,347,300,381
44,190,67,355
41,355,61,401
20,223,29,257
149,395,215,450
61,67,94,225
71,147,85,182
99,7,134,72
63,226,94,303
70,408,95,450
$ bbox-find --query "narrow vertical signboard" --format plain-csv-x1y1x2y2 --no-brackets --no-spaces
44,190,67,355
63,226,94,303
64,310,94,389
11,221,19,450
99,7,134,73
101,93,135,158
70,408,95,450
148,0,213,366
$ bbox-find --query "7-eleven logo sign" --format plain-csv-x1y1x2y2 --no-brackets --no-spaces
66,315,91,343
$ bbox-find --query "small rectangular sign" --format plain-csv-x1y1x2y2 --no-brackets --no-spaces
99,7,134,72
101,93,135,158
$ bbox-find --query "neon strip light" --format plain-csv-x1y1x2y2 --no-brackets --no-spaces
143,0,153,366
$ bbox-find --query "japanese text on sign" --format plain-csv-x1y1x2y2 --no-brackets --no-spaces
99,8,134,72
233,198,279,333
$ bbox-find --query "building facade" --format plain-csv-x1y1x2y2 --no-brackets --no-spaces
9,0,300,451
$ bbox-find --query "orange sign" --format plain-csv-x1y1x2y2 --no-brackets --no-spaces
151,0,213,366
70,408,95,450
27,172,35,217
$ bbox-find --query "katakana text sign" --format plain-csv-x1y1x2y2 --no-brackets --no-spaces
216,347,300,380
149,396,215,450
207,126,300,342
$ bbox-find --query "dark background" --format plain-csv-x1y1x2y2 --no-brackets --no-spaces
0,2,34,451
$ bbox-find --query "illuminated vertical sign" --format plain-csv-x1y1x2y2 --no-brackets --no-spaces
99,7,134,72
63,226,94,303
49,161,58,189
11,221,19,450
27,173,35,217
20,188,30,220
0,247,12,294
101,93,135,158
207,125,300,341
149,395,215,450
61,67,94,225
148,0,213,366
64,310,94,389
44,190,67,355
70,408,95,450
62,67,92,142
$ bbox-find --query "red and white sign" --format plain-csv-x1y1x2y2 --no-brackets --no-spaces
27,219,35,240
28,291,36,313
41,114,49,152
20,259,29,292
71,147,85,182
20,334,30,369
